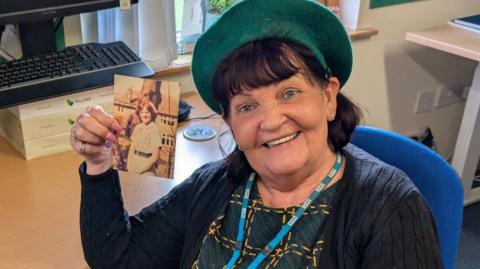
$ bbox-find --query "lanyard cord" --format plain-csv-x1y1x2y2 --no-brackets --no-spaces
226,153,343,269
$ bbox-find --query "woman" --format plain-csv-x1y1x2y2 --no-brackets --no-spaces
70,0,442,268
126,100,162,175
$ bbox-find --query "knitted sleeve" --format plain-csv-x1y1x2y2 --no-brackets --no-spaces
360,191,443,269
79,163,206,269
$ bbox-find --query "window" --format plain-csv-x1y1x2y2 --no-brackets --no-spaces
173,0,362,55
175,0,185,34
175,0,204,55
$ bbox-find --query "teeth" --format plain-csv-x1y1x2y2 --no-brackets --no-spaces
266,132,298,148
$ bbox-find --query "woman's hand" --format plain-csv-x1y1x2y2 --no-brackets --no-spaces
70,105,123,175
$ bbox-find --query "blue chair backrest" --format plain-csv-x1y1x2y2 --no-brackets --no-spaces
350,126,463,269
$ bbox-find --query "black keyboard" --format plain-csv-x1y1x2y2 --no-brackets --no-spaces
0,41,154,109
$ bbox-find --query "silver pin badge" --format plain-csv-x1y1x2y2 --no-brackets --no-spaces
183,125,217,141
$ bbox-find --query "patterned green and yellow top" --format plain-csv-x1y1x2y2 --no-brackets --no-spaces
193,181,338,269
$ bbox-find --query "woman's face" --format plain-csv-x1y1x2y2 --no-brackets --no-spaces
226,74,340,179
139,106,153,124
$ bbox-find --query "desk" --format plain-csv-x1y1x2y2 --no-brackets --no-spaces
0,92,227,269
406,25,480,205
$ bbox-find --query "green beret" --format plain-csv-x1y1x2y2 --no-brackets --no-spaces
191,0,352,114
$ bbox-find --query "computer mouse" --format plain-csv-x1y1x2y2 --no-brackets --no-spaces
178,99,192,122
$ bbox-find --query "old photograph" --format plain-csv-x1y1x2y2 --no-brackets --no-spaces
112,75,180,178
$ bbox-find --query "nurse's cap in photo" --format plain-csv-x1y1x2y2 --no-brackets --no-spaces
192,0,352,114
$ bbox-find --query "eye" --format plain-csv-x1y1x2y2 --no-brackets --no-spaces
238,103,255,113
282,88,301,100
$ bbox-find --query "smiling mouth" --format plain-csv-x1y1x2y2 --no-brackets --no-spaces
264,132,300,148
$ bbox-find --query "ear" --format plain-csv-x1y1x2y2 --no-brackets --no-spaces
324,77,340,121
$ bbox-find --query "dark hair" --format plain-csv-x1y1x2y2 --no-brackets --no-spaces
212,38,362,183
140,80,162,109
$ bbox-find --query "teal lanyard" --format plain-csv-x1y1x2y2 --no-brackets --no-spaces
226,153,343,269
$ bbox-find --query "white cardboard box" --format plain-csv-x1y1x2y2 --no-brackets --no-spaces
0,129,72,160
0,102,113,141
7,85,114,120
0,85,115,159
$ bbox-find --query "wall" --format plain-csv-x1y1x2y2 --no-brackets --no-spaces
347,0,479,158
10,0,479,159
166,0,480,158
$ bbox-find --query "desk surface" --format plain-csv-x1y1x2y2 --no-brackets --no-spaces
0,92,227,269
406,24,480,62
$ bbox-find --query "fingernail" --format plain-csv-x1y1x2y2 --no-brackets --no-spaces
104,141,112,151
112,122,123,132
106,132,117,142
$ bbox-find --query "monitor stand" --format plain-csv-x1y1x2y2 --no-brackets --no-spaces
18,19,57,57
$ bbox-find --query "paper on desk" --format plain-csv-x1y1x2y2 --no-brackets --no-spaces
448,20,480,34
112,75,180,178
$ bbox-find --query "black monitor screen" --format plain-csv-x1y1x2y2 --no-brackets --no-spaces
0,0,137,56
0,0,124,25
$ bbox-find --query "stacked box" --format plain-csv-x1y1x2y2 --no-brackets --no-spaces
0,86,114,159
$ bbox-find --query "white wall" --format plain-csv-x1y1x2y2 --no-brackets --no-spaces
21,0,480,159
346,0,479,158
164,0,480,158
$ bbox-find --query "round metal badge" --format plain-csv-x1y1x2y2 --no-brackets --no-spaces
183,125,217,141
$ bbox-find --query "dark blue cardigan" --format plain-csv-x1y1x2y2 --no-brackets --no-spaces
79,144,442,268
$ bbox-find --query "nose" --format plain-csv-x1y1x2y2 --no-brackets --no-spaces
259,105,286,131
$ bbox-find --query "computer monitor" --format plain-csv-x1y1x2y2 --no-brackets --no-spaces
0,0,138,57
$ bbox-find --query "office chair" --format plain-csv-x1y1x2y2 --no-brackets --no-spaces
350,126,463,269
